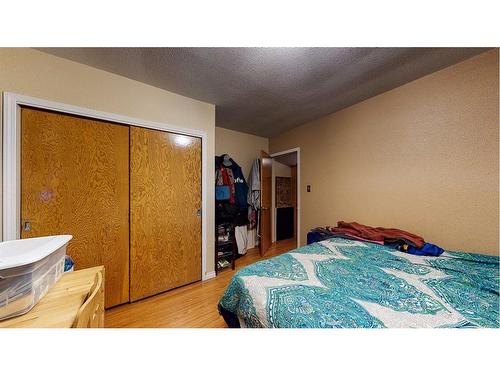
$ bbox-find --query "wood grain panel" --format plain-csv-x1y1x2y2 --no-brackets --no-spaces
260,150,272,255
21,107,129,308
130,127,202,301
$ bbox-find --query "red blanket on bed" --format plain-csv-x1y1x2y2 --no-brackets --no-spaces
330,221,425,248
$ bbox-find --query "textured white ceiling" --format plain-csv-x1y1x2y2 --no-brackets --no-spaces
39,48,490,137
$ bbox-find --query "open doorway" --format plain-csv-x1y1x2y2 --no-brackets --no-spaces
259,148,300,255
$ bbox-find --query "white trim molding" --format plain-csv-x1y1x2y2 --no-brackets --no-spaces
269,147,301,249
203,271,216,281
2,92,210,280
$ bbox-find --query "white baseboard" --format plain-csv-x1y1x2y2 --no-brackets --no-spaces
203,271,216,281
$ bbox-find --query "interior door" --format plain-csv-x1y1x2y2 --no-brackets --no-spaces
21,107,130,308
260,150,272,255
130,127,202,301
290,165,297,239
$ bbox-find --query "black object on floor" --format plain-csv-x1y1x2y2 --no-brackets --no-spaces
218,304,240,328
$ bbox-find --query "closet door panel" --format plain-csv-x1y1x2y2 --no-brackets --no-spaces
130,127,202,301
21,107,130,308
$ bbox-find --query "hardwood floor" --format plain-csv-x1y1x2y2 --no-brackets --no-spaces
105,238,297,328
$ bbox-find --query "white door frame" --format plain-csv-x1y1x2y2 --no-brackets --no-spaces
2,92,213,281
269,147,300,249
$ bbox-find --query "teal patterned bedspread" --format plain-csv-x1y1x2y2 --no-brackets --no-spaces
218,238,499,328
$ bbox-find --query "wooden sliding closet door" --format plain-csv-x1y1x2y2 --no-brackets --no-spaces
130,127,202,301
21,107,130,308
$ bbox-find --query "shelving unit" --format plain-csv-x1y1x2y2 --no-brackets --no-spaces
215,221,237,274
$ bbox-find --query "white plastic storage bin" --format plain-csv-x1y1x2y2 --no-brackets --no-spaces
0,235,72,321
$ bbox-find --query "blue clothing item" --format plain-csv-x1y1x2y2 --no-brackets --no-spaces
307,231,323,245
64,255,74,272
234,182,248,208
215,155,249,209
406,242,444,256
307,229,336,245
230,163,248,208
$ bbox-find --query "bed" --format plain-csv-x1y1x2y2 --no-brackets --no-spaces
218,238,499,328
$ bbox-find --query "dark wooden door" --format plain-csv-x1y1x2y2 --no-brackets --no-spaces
260,150,272,255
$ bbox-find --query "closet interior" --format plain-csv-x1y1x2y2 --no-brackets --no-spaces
215,154,260,273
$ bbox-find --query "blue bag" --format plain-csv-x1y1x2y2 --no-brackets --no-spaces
216,185,230,201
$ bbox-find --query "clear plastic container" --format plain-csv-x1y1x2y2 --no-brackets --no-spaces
0,235,72,321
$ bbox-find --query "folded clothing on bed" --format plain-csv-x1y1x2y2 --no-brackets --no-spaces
308,227,385,246
330,221,425,248
309,222,442,256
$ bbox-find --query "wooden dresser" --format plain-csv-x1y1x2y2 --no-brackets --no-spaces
0,266,105,328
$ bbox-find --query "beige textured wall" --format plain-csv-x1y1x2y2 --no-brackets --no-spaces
215,126,268,177
270,49,499,255
0,48,217,274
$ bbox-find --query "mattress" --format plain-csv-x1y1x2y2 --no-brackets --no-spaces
218,238,499,328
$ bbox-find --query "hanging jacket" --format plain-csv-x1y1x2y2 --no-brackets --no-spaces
225,168,235,204
247,158,260,209
215,165,233,202
215,155,248,209
228,159,248,208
